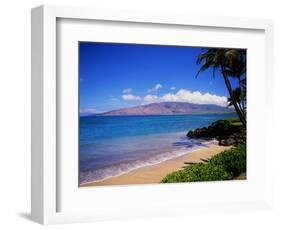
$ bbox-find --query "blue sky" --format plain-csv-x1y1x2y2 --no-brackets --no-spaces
79,42,238,115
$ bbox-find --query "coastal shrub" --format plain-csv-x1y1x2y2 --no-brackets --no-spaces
161,163,232,183
208,145,246,177
187,118,243,139
161,145,246,183
208,119,242,137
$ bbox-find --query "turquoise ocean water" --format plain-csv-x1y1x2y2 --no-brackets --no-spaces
79,114,235,184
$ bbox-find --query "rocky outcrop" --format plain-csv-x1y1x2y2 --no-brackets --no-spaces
187,119,246,146
218,128,246,146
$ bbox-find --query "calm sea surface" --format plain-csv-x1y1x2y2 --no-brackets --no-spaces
79,114,235,184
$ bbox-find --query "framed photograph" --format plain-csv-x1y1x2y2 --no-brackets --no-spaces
31,5,274,225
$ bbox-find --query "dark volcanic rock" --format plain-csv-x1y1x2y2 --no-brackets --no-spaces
187,119,246,146
219,138,237,146
187,127,209,138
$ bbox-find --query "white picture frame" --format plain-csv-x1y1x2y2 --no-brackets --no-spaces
31,5,274,225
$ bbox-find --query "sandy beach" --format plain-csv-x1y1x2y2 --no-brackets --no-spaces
81,144,231,187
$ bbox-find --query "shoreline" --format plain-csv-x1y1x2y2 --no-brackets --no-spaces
80,144,231,187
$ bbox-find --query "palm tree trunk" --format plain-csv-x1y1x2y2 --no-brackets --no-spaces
238,101,243,114
221,69,246,127
238,76,246,116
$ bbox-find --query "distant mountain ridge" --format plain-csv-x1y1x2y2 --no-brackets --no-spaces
96,102,234,116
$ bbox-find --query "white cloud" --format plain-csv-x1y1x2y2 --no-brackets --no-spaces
160,89,227,106
122,88,133,94
122,94,141,101
121,88,227,106
143,94,159,103
148,83,163,93
170,86,176,90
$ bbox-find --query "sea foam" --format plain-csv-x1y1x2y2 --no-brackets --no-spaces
79,138,218,185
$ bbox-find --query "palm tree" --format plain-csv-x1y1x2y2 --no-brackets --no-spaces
196,48,246,127
223,49,247,115
227,88,243,113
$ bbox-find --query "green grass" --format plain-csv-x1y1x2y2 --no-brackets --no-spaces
225,117,240,122
230,122,243,126
224,118,243,126
161,144,246,183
